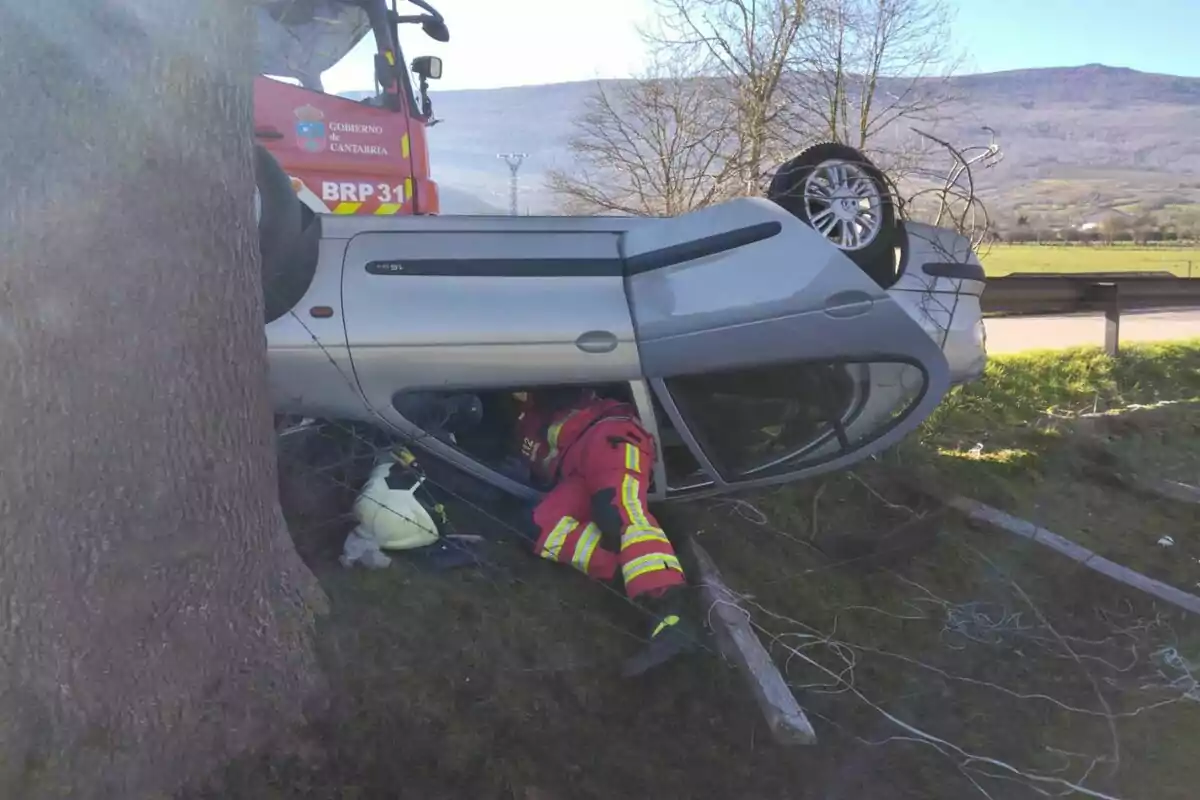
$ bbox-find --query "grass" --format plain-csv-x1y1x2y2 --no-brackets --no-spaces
899,339,1200,588
982,244,1200,277
188,340,1200,800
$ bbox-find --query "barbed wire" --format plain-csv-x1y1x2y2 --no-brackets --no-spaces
901,126,1004,254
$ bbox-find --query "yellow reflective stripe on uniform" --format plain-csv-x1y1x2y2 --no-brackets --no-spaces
571,523,601,572
624,443,640,473
622,552,683,583
375,203,403,215
621,526,669,549
540,408,583,469
540,517,578,561
652,614,680,639
332,202,362,214
620,474,654,531
401,133,411,159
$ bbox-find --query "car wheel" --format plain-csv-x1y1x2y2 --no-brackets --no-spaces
767,142,901,288
255,146,320,323
254,145,303,310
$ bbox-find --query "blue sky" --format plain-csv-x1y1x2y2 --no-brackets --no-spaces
322,0,1200,93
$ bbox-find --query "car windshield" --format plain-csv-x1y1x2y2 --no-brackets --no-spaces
255,1,373,92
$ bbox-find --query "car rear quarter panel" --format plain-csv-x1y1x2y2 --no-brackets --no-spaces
888,222,988,384
265,237,368,420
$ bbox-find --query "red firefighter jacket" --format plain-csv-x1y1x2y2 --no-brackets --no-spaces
515,392,639,484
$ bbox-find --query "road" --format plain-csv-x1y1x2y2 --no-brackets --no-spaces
984,309,1200,354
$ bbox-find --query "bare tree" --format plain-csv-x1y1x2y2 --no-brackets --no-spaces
547,57,737,216
646,0,810,194
1099,214,1130,245
0,2,327,798
785,0,961,176
551,0,968,218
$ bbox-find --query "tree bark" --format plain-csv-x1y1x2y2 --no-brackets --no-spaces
0,2,328,797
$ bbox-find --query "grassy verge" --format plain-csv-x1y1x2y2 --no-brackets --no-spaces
672,339,1200,799
191,341,1200,800
982,244,1200,276
894,339,1200,587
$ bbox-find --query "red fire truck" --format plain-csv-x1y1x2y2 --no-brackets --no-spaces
254,0,447,218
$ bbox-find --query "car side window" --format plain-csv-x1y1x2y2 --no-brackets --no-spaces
392,382,646,488
663,359,927,482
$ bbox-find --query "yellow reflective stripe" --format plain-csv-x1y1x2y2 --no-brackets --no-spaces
571,523,601,573
404,177,413,202
652,614,680,639
622,553,683,583
540,408,583,469
625,443,640,473
621,474,654,531
401,133,411,159
621,526,669,549
540,517,578,561
384,51,396,66
332,202,362,215
375,203,403,215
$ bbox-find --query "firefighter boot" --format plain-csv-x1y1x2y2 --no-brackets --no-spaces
621,586,701,678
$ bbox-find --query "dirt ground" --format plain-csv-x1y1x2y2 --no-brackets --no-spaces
184,409,1200,800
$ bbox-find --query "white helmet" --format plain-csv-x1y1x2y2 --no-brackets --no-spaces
352,449,443,551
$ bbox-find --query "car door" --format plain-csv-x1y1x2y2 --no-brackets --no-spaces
339,217,642,498
621,197,951,498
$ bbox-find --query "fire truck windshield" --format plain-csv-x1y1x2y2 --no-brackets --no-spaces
255,1,372,92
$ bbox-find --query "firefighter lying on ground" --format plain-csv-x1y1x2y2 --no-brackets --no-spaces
512,386,699,676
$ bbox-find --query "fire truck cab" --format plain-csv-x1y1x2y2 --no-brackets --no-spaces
254,0,447,217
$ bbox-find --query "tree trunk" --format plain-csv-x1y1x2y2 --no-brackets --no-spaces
0,2,328,797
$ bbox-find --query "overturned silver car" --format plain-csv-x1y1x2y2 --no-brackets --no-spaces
263,144,987,503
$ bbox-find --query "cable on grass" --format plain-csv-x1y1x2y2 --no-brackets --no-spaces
691,493,1199,798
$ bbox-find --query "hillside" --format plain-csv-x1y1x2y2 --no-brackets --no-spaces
404,64,1200,226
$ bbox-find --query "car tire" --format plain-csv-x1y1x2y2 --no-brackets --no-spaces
255,146,321,323
255,145,303,315
767,142,901,288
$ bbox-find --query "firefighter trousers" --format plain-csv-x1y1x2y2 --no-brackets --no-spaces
529,418,686,599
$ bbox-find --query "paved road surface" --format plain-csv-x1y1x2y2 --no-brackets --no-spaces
984,309,1200,354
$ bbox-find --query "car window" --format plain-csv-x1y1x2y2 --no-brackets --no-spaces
664,359,927,481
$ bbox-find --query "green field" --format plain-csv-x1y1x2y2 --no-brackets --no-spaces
982,244,1200,277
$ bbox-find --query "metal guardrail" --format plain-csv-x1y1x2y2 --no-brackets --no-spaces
981,273,1200,354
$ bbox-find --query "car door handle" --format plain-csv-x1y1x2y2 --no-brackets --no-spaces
823,290,875,318
575,330,618,353
254,126,285,140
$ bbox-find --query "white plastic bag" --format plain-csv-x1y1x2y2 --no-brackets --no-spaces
339,526,393,570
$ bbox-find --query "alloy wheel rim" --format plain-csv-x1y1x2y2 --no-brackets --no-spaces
801,159,884,251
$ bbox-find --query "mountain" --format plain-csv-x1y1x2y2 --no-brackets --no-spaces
368,65,1200,225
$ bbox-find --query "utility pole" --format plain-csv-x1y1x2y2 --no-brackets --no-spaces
497,152,527,216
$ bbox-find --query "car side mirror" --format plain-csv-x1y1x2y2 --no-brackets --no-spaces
422,18,450,43
411,55,443,81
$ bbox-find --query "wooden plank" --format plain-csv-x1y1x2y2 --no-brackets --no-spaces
917,488,1200,617
686,539,818,745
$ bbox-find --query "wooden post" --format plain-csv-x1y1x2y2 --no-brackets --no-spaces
1102,282,1121,356
908,486,1200,617
686,539,818,745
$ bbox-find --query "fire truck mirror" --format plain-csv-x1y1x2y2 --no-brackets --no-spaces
412,55,443,80
422,17,450,43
